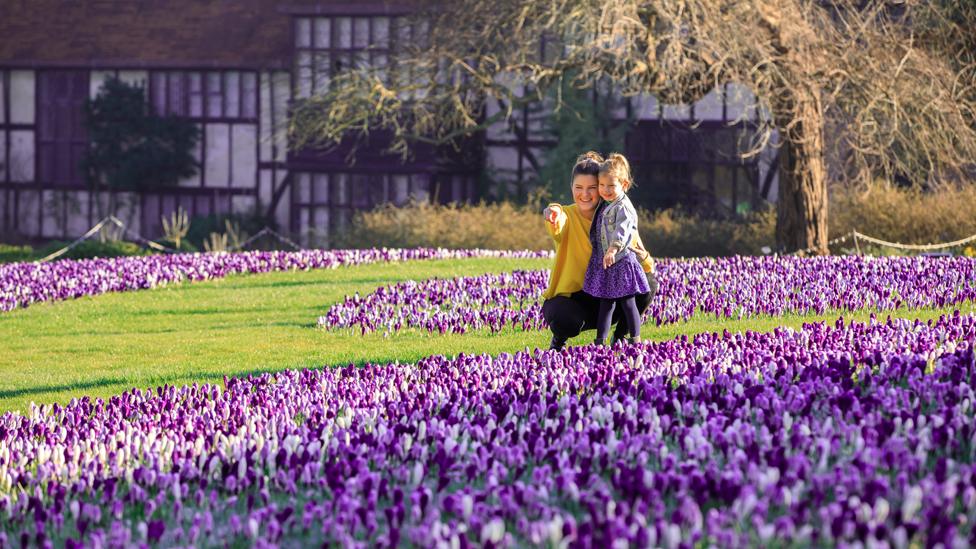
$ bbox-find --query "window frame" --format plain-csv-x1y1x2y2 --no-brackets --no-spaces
148,69,258,123
293,14,398,98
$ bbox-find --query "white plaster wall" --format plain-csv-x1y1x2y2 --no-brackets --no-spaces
294,172,311,203
272,72,290,163
630,94,660,120
725,82,757,122
90,71,115,99
0,132,6,180
9,130,34,182
117,70,148,89
312,173,329,204
205,123,230,187
65,191,90,236
231,194,255,214
484,99,513,141
662,103,691,121
91,191,140,235
40,189,59,238
695,88,724,121
391,174,409,204
179,135,203,187
230,124,257,188
274,169,289,229
259,73,273,162
115,192,141,235
10,71,35,125
18,190,40,236
259,168,273,209
485,146,518,174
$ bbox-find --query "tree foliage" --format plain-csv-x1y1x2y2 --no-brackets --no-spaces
289,0,976,253
83,77,200,192
536,78,630,204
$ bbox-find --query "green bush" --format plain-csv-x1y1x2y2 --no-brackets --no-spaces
185,212,265,251
338,201,554,251
337,181,975,256
829,181,976,247
34,239,149,260
158,238,199,253
0,244,34,263
338,200,773,256
638,208,775,257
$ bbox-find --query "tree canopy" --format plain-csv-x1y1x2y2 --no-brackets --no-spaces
84,77,200,193
290,0,976,253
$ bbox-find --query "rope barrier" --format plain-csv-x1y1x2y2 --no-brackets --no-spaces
38,216,181,262
37,217,115,262
228,227,302,252
789,229,976,256
788,232,855,256
851,230,976,252
36,214,310,263
229,227,270,251
107,216,180,254
256,228,302,251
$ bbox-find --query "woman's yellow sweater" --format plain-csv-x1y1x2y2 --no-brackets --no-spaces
542,203,655,299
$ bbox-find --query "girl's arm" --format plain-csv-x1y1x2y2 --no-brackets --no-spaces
602,203,638,268
608,202,638,252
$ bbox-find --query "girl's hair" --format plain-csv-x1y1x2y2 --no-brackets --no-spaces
571,151,604,180
599,153,634,190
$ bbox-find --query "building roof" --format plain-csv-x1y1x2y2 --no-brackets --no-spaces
0,0,405,69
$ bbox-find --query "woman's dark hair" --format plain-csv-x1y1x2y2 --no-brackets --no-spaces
571,151,604,180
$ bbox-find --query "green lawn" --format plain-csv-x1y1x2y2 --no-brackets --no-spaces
1,256,973,414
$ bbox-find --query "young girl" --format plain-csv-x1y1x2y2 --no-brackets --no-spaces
582,153,649,345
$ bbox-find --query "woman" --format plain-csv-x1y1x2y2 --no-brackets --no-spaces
541,151,658,350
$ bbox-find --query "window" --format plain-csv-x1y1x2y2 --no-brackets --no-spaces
149,70,257,121
0,71,8,182
292,171,430,245
293,15,398,98
36,70,89,186
625,121,763,216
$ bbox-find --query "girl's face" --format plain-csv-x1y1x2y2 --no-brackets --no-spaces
598,174,626,201
572,174,600,216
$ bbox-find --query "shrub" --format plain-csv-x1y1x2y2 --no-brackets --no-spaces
829,182,976,247
338,201,554,251
83,78,200,193
34,239,149,260
327,181,976,256
185,212,264,251
638,208,775,257
0,244,33,263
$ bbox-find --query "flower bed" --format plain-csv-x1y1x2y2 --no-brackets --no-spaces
0,248,552,313
2,311,975,546
321,256,976,334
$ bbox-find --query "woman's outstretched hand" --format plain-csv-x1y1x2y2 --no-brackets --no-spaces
544,204,563,225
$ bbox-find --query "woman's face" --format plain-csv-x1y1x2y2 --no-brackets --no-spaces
572,174,600,215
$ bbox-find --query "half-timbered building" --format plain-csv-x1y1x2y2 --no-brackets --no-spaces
0,0,778,246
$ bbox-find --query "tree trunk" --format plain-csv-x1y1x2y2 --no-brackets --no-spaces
775,89,829,255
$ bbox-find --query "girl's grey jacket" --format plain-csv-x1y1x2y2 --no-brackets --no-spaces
598,195,639,264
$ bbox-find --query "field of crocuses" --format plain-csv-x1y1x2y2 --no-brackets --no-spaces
321,256,976,335
0,248,551,314
4,249,976,547
1,310,975,546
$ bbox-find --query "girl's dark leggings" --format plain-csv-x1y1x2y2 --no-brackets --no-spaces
542,272,658,345
596,295,641,342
